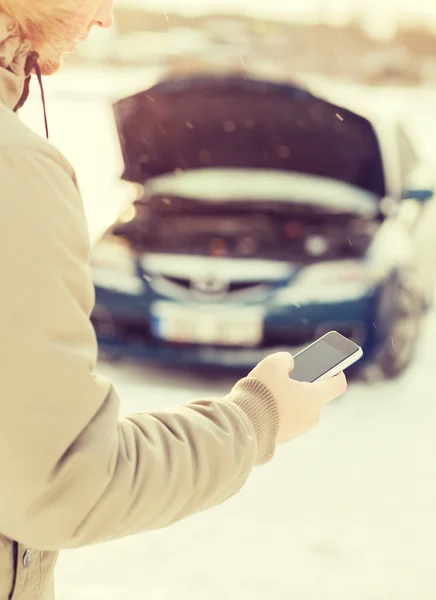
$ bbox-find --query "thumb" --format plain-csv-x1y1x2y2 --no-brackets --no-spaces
268,351,295,375
251,352,294,377
310,372,347,405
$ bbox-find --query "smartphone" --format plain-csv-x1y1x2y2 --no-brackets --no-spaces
290,331,363,383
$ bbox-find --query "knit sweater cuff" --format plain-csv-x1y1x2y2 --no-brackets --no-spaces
226,377,280,466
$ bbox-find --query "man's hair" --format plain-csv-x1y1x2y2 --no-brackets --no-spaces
0,0,75,54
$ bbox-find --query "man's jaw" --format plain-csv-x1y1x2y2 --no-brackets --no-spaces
36,25,92,76
37,40,81,76
37,52,64,76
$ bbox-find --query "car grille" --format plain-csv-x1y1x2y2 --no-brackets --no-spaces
163,275,266,294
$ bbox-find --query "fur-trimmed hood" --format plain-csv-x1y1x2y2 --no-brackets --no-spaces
0,12,33,110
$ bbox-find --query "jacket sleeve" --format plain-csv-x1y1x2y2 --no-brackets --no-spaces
0,144,280,551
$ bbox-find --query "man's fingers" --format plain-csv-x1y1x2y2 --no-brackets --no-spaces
310,372,347,405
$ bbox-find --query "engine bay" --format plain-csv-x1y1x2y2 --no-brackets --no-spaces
112,195,379,262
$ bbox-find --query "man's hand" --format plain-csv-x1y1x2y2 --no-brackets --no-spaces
249,352,347,444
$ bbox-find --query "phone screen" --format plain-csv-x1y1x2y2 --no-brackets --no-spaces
291,333,359,383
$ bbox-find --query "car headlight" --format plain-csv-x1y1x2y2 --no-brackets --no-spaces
276,259,390,305
90,237,143,296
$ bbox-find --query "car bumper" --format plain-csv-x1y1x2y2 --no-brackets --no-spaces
92,287,382,370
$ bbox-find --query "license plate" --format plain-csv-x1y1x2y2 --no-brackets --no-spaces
151,302,264,347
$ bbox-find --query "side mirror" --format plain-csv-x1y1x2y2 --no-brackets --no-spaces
402,188,434,202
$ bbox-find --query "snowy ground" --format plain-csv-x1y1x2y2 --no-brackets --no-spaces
18,69,436,599
54,312,436,600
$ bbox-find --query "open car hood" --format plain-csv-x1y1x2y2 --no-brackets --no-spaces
113,73,386,198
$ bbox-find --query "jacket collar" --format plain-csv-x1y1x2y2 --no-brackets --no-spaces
0,12,35,112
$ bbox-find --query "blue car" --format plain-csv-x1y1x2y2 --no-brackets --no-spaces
90,73,436,378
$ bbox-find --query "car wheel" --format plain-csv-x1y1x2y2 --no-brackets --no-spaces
373,272,423,379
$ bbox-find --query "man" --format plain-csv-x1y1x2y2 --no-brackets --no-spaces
0,1,347,599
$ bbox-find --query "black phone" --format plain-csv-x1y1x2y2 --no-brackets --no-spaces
290,331,363,383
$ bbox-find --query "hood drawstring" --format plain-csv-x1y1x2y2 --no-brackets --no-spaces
34,60,49,140
13,51,49,140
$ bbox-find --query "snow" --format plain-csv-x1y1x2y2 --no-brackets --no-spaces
54,313,436,600
17,67,436,599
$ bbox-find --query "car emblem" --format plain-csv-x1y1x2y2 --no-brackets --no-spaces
191,275,229,295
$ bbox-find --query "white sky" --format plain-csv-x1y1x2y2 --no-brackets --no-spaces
124,0,436,28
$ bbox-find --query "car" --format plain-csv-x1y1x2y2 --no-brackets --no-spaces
90,72,436,378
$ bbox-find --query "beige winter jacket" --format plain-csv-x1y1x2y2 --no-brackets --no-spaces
0,14,280,600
